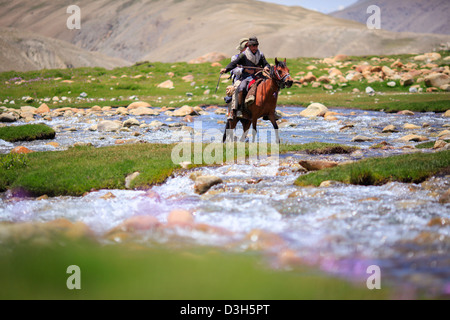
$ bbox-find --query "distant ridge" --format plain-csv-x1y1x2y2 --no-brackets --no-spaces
330,0,450,35
0,0,449,68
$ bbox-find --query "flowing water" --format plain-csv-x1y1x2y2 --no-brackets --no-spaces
1,106,449,298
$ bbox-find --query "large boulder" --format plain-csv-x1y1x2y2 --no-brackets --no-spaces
414,53,441,61
115,107,129,115
123,118,140,127
328,68,342,78
382,125,398,133
20,106,37,114
129,107,159,116
424,73,450,87
400,74,414,86
302,72,317,83
300,103,328,118
172,105,199,117
398,134,428,142
157,80,174,89
382,66,395,77
36,103,51,114
127,101,151,109
97,120,122,132
10,146,34,154
0,112,18,122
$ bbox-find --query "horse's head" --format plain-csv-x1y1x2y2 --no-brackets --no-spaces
272,58,293,89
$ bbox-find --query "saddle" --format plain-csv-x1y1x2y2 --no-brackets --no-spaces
246,78,264,103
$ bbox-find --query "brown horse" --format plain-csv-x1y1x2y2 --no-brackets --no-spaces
222,58,293,143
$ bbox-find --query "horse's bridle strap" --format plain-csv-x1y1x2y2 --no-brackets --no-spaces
272,65,290,88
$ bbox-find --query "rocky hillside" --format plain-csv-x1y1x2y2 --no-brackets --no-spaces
0,28,131,72
0,0,449,65
330,0,450,35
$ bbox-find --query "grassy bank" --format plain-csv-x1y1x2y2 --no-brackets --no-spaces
0,142,352,196
0,143,178,196
0,237,389,300
1,51,448,113
295,150,450,186
0,124,55,142
3,141,447,196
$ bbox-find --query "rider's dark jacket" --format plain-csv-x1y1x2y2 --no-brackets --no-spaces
224,50,270,81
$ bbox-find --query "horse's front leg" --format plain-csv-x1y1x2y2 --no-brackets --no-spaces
268,113,280,144
240,119,251,142
251,120,258,143
223,119,237,143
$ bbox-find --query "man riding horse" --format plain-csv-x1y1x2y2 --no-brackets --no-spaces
223,37,248,106
220,36,270,118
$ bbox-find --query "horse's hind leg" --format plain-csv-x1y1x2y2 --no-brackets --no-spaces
222,120,230,143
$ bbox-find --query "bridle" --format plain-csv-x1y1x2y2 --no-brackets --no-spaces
270,65,291,89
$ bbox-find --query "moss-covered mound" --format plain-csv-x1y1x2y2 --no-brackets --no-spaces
0,124,55,142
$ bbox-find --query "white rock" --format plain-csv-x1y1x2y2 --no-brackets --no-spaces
365,87,375,95
387,81,396,87
125,172,140,189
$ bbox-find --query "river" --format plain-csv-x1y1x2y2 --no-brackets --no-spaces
0,105,449,298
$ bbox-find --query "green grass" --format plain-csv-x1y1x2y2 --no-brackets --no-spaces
0,124,55,142
284,91,450,113
415,140,450,149
295,150,450,186
0,143,179,196
0,142,359,196
0,237,389,300
1,140,447,195
280,142,357,154
1,51,449,112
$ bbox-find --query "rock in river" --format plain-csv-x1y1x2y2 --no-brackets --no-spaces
300,103,328,118
298,160,338,171
194,175,223,194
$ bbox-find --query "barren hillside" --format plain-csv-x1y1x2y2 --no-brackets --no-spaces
0,0,449,65
0,28,130,72
331,0,450,35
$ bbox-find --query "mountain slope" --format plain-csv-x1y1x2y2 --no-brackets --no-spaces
0,0,449,64
0,28,131,72
330,0,450,35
